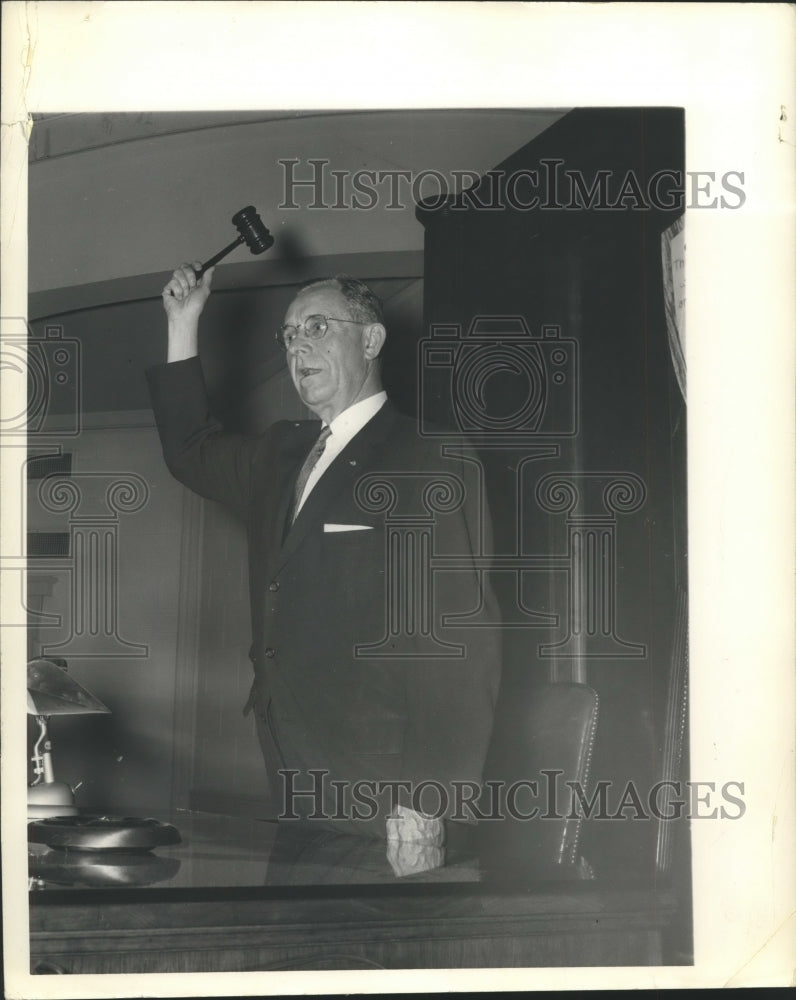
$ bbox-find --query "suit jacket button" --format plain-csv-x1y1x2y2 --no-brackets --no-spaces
268,581,279,592
265,647,276,658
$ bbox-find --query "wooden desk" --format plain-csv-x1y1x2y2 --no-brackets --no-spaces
29,811,678,973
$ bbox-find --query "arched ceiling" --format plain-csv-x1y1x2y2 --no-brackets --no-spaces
28,109,566,302
27,109,567,416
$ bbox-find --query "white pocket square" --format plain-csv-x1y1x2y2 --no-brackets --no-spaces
323,523,374,533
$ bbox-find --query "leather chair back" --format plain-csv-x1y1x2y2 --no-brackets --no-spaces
479,681,599,874
524,682,599,864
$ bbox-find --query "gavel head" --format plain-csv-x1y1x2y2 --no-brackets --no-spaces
231,206,274,255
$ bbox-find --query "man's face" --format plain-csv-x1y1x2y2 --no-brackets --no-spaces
283,286,373,423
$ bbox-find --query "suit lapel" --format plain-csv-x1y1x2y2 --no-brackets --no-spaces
265,421,322,555
277,402,398,571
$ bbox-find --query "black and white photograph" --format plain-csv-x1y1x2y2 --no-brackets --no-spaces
2,3,793,996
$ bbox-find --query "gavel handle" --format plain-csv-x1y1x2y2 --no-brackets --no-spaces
194,235,245,280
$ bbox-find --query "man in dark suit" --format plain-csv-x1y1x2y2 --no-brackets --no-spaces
148,264,501,849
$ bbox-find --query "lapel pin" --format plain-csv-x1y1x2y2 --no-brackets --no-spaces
349,460,357,467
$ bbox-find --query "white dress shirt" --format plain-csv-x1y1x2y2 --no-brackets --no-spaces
293,390,387,517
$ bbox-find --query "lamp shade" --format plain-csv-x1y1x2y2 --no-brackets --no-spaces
27,658,110,716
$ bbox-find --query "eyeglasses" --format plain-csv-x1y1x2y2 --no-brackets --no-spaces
275,314,363,351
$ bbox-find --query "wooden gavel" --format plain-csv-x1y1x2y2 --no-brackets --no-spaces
193,206,274,280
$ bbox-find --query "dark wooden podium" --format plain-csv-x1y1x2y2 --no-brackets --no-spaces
29,811,678,973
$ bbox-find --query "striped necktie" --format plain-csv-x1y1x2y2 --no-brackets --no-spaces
289,425,331,523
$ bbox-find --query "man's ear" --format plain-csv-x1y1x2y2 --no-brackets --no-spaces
363,323,387,360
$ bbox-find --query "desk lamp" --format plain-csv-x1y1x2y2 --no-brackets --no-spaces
27,658,110,820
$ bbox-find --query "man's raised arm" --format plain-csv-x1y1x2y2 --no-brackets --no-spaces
147,262,260,518
161,261,213,362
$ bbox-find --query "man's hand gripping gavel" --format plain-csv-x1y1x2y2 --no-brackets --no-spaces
161,206,273,363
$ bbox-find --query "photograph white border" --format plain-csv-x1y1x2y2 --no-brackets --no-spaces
2,2,794,995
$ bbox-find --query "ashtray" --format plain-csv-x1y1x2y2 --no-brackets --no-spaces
29,847,182,887
27,815,181,852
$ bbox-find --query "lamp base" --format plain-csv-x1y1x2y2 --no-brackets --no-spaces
28,782,78,821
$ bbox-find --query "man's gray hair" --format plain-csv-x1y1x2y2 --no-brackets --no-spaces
300,275,385,327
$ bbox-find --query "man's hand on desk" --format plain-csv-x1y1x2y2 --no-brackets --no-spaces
386,803,445,877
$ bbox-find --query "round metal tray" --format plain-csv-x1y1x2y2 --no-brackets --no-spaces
27,815,181,852
29,847,182,887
